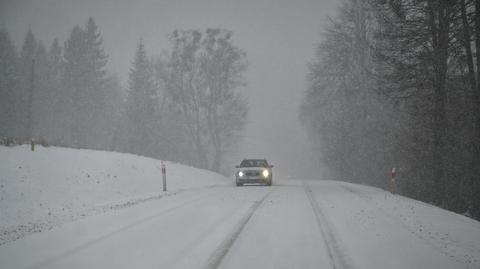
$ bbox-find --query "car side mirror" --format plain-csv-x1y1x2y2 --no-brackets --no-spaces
235,165,240,168
269,165,274,168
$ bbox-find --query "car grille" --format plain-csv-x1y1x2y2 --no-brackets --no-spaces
246,171,260,177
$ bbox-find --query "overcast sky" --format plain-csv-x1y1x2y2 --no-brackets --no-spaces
0,0,338,178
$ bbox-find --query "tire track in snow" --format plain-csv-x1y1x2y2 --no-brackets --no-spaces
28,192,214,269
304,182,352,269
204,189,273,269
0,184,230,246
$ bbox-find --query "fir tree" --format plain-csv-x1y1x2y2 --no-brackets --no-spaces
123,40,159,156
63,25,87,146
63,17,108,148
46,38,65,143
18,28,37,140
0,28,18,139
32,41,49,140
83,17,109,148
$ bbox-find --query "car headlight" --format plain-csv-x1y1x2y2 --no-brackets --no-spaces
238,171,244,177
262,169,269,178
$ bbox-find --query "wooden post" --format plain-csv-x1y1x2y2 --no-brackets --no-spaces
390,167,396,194
161,161,167,192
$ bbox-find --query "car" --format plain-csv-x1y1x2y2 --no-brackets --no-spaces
235,158,273,186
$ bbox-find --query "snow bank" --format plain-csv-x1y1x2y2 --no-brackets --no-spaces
311,181,480,269
0,145,229,245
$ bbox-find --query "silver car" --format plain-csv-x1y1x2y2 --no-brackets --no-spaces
235,159,273,186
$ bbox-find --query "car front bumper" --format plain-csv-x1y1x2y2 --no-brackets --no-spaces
236,176,271,184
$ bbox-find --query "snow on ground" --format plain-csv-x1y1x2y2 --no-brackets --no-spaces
0,145,229,245
1,145,480,269
308,180,480,269
2,178,479,269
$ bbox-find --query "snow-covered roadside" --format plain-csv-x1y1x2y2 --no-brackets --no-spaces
0,145,229,245
307,180,480,269
338,182,480,267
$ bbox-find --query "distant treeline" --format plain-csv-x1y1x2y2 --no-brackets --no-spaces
301,0,480,220
0,17,247,173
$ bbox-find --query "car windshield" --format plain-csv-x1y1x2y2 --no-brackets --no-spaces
240,159,268,167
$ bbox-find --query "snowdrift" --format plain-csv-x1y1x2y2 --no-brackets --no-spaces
0,145,229,244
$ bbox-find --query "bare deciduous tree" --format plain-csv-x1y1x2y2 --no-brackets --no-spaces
164,29,247,172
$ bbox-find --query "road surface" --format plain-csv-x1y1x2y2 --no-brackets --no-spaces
0,179,477,269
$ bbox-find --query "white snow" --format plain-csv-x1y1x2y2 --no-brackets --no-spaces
1,146,480,269
0,145,229,244
307,181,480,269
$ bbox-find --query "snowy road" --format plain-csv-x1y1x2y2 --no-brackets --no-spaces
1,180,478,269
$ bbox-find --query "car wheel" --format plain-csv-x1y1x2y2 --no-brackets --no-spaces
236,182,243,187
266,180,272,186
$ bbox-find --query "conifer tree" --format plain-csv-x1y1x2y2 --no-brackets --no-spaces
123,40,159,156
64,25,87,146
0,28,18,139
46,38,65,143
63,17,108,148
83,17,108,148
32,42,49,140
19,28,37,140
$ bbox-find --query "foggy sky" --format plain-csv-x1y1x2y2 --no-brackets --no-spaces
0,0,338,178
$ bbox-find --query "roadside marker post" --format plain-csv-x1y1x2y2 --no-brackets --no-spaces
390,167,396,194
161,161,167,192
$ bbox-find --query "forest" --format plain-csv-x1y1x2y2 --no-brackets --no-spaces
300,0,480,220
0,18,247,174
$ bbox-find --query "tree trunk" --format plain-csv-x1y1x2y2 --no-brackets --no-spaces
428,0,449,206
472,0,480,218
460,0,477,93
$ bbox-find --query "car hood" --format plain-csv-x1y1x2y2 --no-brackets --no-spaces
237,167,270,172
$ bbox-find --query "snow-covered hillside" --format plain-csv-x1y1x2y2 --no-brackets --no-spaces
0,145,229,245
1,145,480,269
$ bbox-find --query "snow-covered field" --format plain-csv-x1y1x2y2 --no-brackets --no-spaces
0,145,229,245
1,146,480,269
